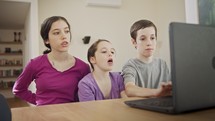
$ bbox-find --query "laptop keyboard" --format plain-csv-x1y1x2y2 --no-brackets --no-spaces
136,96,173,107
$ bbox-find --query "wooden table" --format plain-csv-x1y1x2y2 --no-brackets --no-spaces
12,98,215,121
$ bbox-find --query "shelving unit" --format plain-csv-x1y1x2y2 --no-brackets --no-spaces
0,41,23,98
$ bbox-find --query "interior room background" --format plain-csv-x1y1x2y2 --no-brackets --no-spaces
2,0,198,93
38,0,186,71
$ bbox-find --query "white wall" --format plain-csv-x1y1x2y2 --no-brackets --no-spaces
24,0,38,94
185,0,198,24
10,0,39,94
38,0,186,71
154,0,186,67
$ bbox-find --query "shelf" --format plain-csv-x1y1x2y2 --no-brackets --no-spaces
0,87,12,91
0,64,23,67
0,76,19,78
0,41,22,44
0,38,23,98
0,32,23,99
0,53,22,55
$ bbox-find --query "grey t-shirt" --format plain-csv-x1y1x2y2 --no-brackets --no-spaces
122,58,170,89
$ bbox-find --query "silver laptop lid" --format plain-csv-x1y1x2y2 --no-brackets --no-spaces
169,22,215,113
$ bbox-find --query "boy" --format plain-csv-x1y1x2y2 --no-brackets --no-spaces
122,19,172,98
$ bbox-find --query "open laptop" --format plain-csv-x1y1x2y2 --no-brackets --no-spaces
124,22,215,114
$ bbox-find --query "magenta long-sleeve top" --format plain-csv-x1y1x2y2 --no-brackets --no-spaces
13,54,90,106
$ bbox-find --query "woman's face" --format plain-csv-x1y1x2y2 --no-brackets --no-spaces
90,41,116,72
46,20,71,53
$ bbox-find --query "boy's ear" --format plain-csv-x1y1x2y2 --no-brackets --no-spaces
131,38,137,49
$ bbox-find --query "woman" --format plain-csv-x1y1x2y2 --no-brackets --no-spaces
13,16,90,106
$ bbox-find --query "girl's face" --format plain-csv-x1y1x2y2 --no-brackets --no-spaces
46,20,71,53
132,26,157,58
90,41,116,72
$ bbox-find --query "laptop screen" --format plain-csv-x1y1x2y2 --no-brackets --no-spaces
169,22,215,113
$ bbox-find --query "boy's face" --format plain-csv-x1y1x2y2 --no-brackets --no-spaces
132,27,157,58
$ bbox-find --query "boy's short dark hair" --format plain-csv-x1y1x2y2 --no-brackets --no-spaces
130,19,157,40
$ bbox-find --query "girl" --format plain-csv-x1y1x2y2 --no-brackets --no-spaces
78,39,126,101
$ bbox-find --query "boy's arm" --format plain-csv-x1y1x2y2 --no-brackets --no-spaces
125,82,157,98
125,82,172,98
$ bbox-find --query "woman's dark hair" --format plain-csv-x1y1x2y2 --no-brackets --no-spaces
87,39,111,71
40,16,71,54
130,19,157,40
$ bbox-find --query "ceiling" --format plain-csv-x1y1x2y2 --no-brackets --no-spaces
0,1,30,29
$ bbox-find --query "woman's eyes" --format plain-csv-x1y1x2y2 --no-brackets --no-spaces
52,30,70,35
